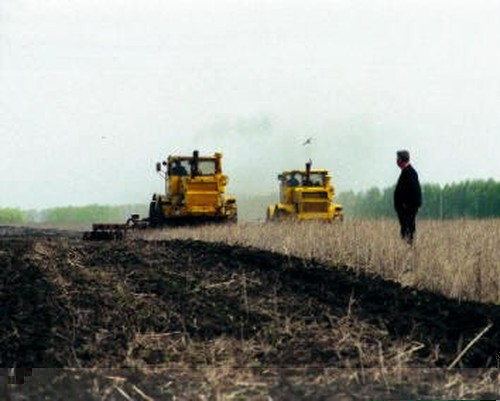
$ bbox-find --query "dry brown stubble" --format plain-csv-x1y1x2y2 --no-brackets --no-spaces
142,218,500,304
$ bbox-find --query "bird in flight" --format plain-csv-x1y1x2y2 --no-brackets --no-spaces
302,137,313,146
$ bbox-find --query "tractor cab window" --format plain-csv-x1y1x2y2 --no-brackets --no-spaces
171,160,190,176
286,173,301,187
308,173,325,186
197,160,216,176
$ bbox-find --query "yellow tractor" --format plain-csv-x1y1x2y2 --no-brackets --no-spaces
148,150,238,226
266,160,343,222
84,150,237,240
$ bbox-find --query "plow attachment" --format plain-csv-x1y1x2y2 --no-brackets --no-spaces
83,223,128,240
83,215,149,241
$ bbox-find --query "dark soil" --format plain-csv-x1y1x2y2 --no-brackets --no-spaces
1,226,499,400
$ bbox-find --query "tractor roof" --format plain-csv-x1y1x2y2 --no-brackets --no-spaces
281,169,330,175
168,152,222,161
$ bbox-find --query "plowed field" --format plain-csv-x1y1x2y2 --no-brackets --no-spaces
1,226,499,400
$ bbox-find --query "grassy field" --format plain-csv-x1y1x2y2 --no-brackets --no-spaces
143,218,500,304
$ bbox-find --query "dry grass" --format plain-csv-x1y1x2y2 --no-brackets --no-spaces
142,219,500,304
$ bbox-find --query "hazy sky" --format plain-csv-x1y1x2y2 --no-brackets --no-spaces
1,0,500,209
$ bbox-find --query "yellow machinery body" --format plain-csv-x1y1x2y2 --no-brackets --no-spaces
149,151,237,226
266,161,343,222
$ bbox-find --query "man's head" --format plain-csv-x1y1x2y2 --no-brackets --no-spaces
396,150,410,169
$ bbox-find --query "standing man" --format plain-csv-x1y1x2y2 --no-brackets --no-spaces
394,150,422,244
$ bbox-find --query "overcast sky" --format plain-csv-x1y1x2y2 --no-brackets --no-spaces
1,0,500,209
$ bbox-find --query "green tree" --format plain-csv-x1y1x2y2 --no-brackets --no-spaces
0,208,25,224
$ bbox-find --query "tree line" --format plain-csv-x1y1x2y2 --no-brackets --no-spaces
337,179,500,219
0,204,148,225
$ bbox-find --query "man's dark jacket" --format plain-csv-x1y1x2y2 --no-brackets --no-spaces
394,164,422,210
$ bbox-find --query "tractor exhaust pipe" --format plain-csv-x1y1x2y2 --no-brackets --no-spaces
191,150,200,177
304,159,312,186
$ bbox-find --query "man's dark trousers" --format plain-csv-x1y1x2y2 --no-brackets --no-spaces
396,207,418,244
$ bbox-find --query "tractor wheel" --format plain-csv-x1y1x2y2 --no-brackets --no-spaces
267,205,280,222
148,201,163,228
274,208,287,222
227,212,238,224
